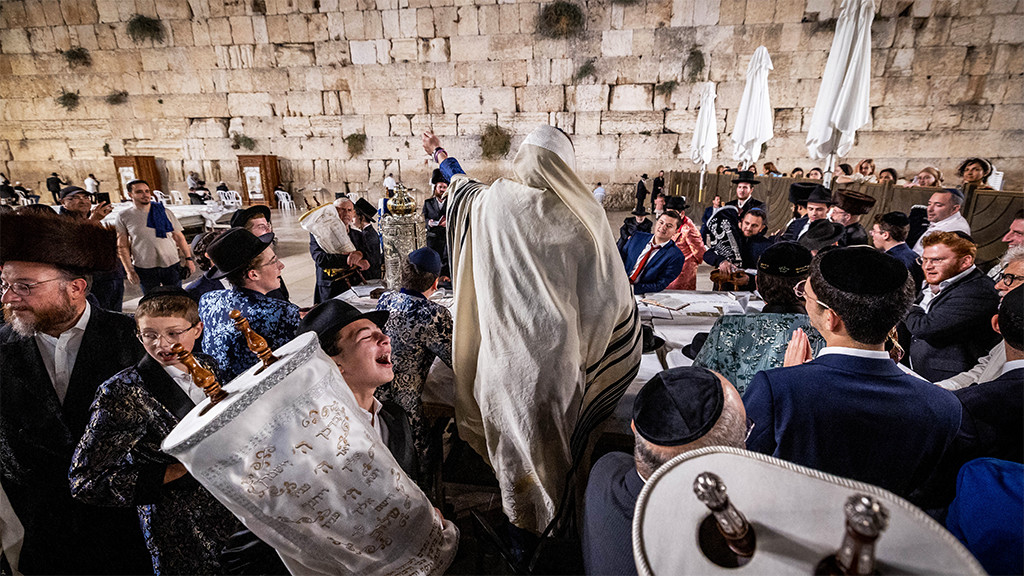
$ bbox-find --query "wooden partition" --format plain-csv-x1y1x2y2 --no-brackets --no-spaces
112,156,162,202
237,155,280,208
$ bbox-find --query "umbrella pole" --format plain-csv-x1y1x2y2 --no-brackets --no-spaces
698,164,707,203
823,153,837,189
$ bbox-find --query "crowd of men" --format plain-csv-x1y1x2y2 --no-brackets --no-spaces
0,136,1020,575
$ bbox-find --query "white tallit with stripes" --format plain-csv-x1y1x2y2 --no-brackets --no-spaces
445,125,642,533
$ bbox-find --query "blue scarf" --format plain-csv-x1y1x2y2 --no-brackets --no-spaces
146,202,174,238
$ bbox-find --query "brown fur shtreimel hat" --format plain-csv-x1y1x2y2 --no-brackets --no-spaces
0,211,117,271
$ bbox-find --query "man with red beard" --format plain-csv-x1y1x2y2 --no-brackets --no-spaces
0,211,152,574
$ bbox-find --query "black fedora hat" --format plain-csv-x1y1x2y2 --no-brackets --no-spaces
354,197,376,221
297,299,389,353
805,184,835,206
788,182,817,205
731,171,760,185
632,206,650,216
207,228,274,280
665,195,690,212
229,205,271,228
799,220,845,252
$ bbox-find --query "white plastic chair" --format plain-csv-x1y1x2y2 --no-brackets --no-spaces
275,190,296,210
153,190,170,204
218,190,243,208
170,190,185,205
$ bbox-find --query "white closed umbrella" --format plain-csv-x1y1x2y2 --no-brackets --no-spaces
690,82,718,201
731,46,774,170
806,0,874,188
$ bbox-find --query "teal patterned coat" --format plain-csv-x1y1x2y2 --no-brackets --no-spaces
693,308,825,395
70,354,242,574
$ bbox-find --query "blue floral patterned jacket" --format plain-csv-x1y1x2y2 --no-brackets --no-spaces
198,287,300,381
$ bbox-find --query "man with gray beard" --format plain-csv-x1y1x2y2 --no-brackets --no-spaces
0,211,152,574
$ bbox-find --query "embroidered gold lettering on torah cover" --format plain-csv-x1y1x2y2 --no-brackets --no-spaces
163,332,458,575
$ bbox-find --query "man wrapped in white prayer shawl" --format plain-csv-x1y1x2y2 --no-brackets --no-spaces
423,126,642,533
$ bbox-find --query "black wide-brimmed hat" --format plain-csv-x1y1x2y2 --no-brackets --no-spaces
431,168,448,185
806,184,835,206
297,299,389,354
836,189,877,216
354,198,376,221
633,366,723,447
665,196,690,212
229,205,271,228
788,182,818,205
632,206,650,216
731,171,760,185
207,228,274,280
799,220,845,252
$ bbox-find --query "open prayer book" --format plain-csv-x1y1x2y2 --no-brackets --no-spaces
639,291,756,317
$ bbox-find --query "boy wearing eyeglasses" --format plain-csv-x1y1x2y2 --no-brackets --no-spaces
70,286,243,575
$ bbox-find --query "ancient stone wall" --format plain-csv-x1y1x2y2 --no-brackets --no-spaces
1,0,1021,208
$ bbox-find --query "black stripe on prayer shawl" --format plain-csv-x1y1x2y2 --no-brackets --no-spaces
569,311,642,463
445,176,487,280
587,306,640,377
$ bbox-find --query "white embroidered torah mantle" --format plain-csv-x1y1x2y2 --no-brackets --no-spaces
162,332,458,575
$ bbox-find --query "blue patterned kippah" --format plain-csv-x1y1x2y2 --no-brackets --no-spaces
633,367,723,447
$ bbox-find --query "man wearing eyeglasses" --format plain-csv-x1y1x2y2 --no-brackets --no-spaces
743,248,962,498
935,245,1024,390
0,211,153,574
198,227,300,381
904,232,1001,382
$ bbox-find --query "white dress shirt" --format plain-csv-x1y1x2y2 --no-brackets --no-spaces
1001,359,1024,376
360,397,390,445
918,265,976,313
34,302,91,404
912,212,972,254
163,364,209,405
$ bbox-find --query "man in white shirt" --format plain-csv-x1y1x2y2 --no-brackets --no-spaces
383,172,397,193
84,173,99,194
115,179,195,293
592,182,605,205
0,210,152,574
912,189,971,254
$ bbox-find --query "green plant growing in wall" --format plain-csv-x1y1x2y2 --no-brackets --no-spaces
127,14,166,44
105,90,129,105
345,133,367,157
56,89,81,111
656,80,678,97
480,124,511,160
102,143,111,155
685,47,706,82
573,59,597,83
232,133,257,151
538,1,585,39
61,46,92,69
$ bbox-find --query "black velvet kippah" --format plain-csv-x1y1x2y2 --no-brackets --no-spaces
633,366,723,447
138,285,198,305
759,241,812,276
881,211,909,228
819,247,908,295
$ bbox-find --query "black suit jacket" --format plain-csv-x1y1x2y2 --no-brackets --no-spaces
904,268,1001,381
726,197,766,217
0,306,153,574
379,400,420,483
582,452,641,576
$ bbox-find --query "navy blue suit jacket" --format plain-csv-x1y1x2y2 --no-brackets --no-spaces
744,351,961,497
780,216,808,241
904,268,1000,381
886,242,925,291
582,452,641,576
621,232,685,294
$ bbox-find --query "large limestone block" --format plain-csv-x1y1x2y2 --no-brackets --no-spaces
990,14,1024,44
412,113,457,135
228,92,274,116
0,29,32,55
363,114,391,136
618,133,680,159
442,87,483,113
495,112,549,134
455,113,497,136
187,117,230,139
609,84,653,111
601,111,663,134
275,42,316,66
601,30,633,57
481,87,516,112
664,109,699,134
391,38,418,62
566,84,610,112
286,91,324,116
571,134,620,159
517,85,564,112
349,39,378,64
208,17,233,45
989,104,1024,131
449,35,489,62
